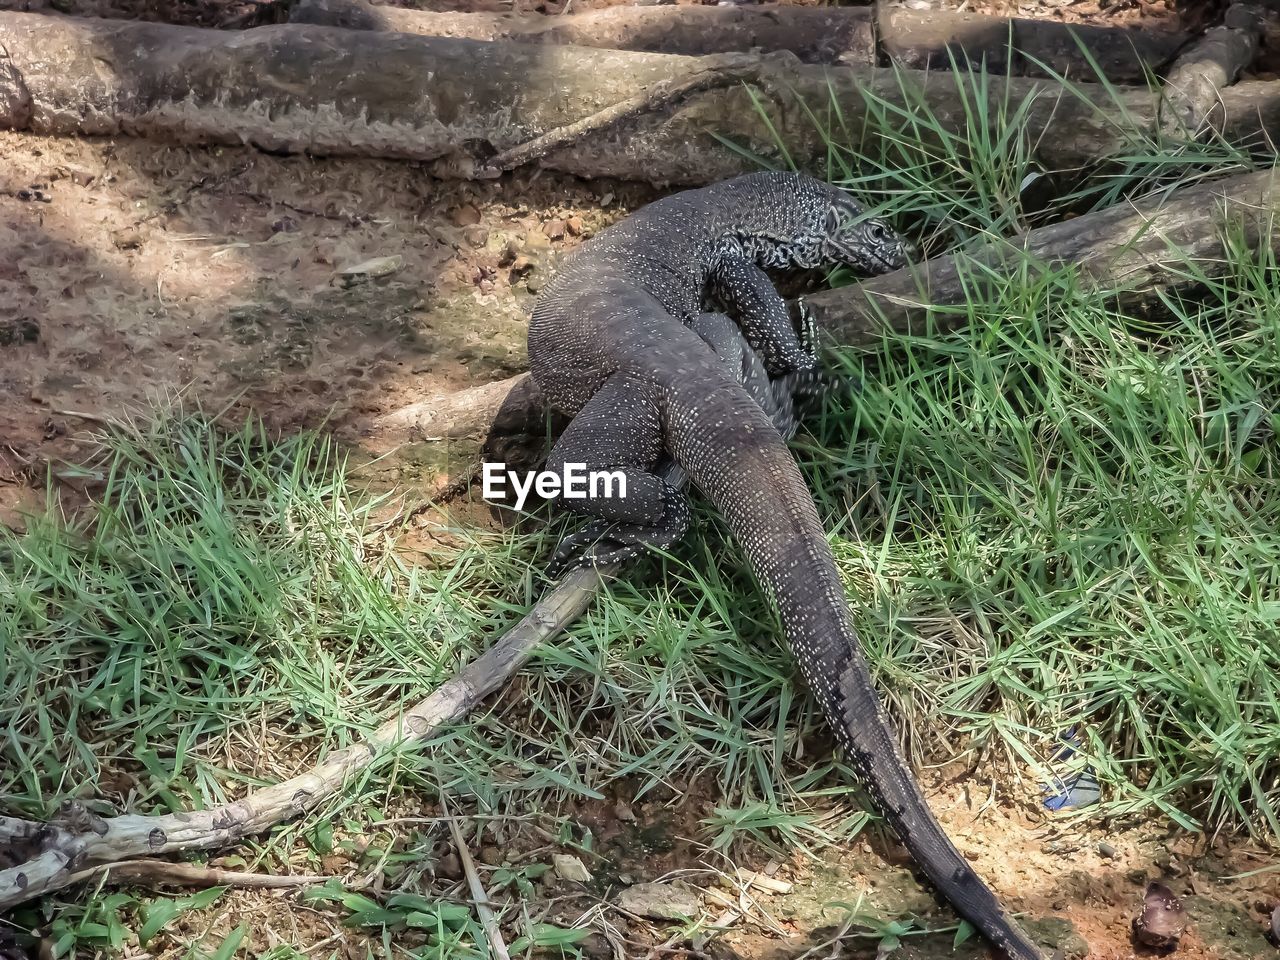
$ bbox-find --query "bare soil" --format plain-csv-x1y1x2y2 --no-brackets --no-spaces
0,130,657,527
84,772,1280,959
1,1,1276,958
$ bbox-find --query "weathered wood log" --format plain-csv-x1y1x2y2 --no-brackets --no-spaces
814,166,1280,340
876,5,1186,82
1160,2,1269,136
375,165,1280,483
289,0,1185,81
7,13,1276,188
290,0,877,65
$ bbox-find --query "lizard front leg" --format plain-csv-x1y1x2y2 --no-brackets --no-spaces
542,374,691,577
707,257,818,378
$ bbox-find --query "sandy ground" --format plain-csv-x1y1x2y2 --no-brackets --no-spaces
0,131,658,527
78,765,1280,959
1,1,1277,958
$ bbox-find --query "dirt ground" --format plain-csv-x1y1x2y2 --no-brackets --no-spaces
1,0,1277,957
84,769,1280,959
0,130,661,528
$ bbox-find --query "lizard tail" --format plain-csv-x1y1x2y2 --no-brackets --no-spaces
663,371,1045,960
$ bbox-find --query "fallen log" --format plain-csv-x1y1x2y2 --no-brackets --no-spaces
1160,1,1269,136
374,165,1280,483
289,0,1185,81
874,6,1186,82
5,13,1276,187
289,0,877,65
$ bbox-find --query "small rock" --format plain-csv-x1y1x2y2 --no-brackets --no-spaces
523,230,552,252
437,852,463,880
272,216,298,234
1097,841,1118,859
1132,881,1187,951
553,854,592,883
599,191,615,208
463,225,489,248
69,167,95,186
479,846,504,866
613,802,636,822
615,881,701,920
565,216,584,236
334,255,403,288
525,273,544,295
449,203,482,227
542,219,566,240
509,254,533,274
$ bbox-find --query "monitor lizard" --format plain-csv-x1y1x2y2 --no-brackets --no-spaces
528,170,1046,960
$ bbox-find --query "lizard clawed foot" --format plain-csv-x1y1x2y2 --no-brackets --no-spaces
546,486,691,578
786,298,864,401
795,297,821,367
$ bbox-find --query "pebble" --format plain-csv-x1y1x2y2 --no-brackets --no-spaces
437,852,463,880
553,854,592,882
523,230,552,252
334,255,403,288
615,881,701,920
613,802,636,822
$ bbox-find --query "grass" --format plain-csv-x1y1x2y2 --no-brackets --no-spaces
3,57,1280,959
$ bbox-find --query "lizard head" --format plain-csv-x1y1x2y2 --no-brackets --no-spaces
818,198,909,275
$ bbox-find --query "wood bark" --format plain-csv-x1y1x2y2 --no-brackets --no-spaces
876,5,1186,82
1160,1,1269,136
290,0,877,65
375,165,1280,485
5,13,1276,188
289,0,1186,81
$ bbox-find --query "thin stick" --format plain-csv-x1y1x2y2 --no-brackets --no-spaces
445,808,512,960
0,565,608,911
68,859,332,890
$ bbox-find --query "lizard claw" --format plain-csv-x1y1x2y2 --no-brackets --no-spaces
547,520,614,578
795,297,821,366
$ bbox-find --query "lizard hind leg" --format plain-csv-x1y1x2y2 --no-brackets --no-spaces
543,374,691,578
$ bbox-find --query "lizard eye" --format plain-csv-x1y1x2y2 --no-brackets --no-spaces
869,223,889,242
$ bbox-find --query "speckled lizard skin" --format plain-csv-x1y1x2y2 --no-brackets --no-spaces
528,171,1045,960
